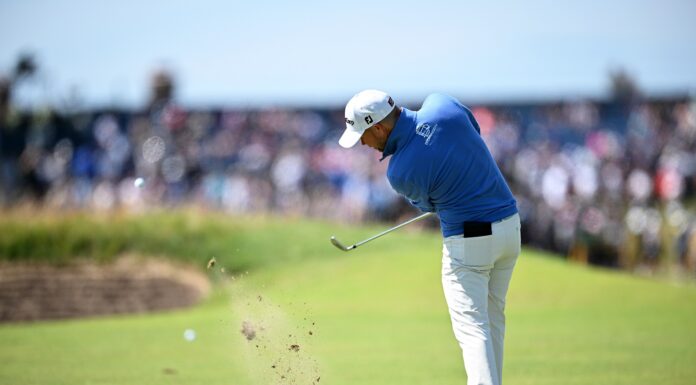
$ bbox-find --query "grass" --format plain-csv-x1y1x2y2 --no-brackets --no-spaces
1,212,695,384
0,209,345,271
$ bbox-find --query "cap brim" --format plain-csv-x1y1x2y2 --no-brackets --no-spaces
338,127,363,148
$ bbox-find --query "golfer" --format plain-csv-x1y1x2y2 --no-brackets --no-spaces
339,90,520,385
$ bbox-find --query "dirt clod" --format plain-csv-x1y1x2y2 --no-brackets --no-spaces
289,344,300,352
240,321,257,341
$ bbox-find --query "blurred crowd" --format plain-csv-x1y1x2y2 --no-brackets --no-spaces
1,69,695,275
477,99,696,274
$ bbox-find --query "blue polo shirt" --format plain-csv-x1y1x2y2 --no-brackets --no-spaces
382,93,517,238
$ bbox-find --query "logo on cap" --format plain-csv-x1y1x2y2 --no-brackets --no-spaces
388,97,394,107
345,117,354,126
365,115,373,124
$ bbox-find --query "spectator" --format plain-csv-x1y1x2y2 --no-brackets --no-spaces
0,78,694,275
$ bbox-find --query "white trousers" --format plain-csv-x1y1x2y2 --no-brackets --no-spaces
441,213,521,385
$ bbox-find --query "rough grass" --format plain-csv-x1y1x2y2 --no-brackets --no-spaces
0,211,695,385
0,209,355,272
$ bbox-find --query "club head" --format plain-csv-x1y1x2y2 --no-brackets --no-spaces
330,236,354,252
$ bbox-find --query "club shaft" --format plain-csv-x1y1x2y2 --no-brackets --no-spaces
353,212,433,248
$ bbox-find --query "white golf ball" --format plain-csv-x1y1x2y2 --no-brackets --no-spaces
183,329,196,342
134,178,145,188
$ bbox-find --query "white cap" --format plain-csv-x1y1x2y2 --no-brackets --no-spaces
339,89,395,148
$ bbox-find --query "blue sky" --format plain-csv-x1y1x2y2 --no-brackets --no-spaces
1,0,695,108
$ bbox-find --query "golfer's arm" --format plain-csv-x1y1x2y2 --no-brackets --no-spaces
408,198,435,213
404,183,435,212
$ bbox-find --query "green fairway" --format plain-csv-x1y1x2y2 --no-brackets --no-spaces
1,215,695,385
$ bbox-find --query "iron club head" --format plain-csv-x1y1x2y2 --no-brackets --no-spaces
328,212,433,252
330,236,354,252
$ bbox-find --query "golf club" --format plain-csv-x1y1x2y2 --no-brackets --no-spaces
330,212,434,252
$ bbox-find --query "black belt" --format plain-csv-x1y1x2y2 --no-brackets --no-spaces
461,214,516,238
462,221,492,238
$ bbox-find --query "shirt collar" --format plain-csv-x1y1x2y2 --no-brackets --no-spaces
380,107,417,161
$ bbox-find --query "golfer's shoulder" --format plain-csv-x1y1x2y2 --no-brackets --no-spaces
420,93,468,121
